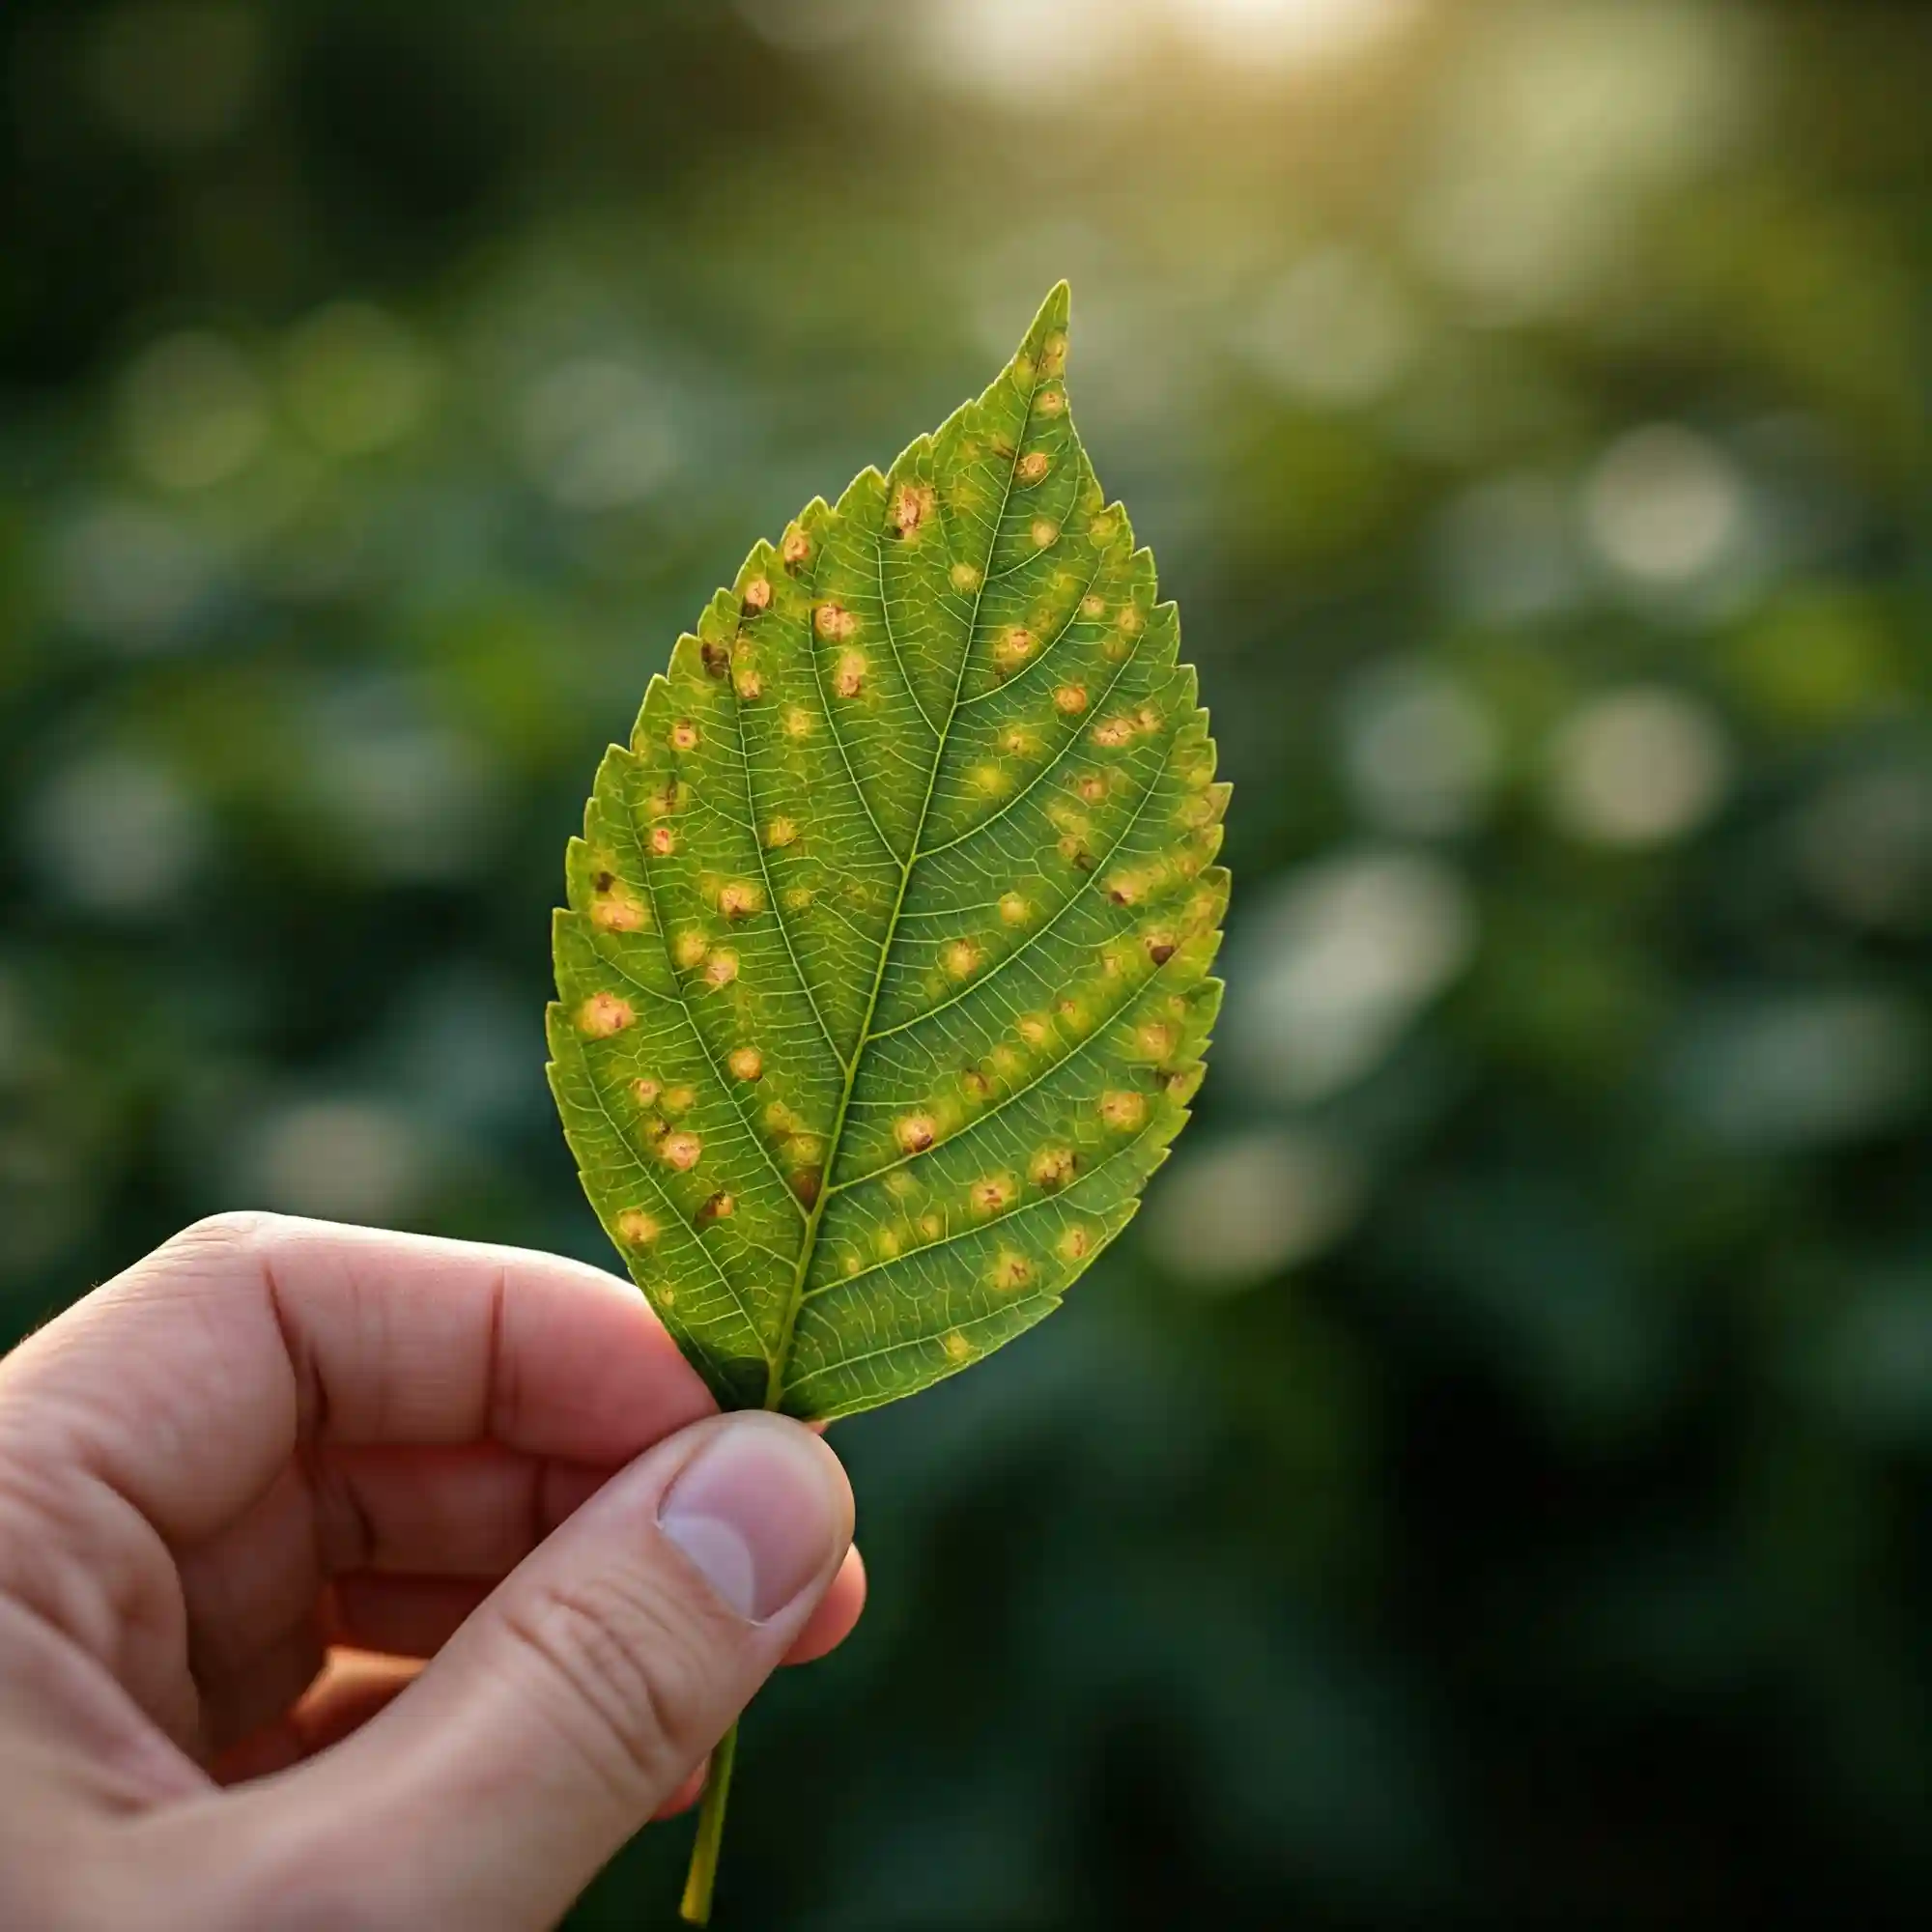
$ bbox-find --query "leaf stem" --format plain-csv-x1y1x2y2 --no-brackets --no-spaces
679,1718,739,1925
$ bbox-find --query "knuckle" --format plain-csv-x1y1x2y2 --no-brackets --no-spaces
160,1209,283,1267
499,1568,722,1803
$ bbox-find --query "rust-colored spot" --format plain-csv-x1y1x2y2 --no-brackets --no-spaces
1054,683,1088,715
703,951,739,987
733,665,764,700
578,992,633,1037
591,892,646,932
664,1085,696,1115
1017,450,1050,485
1092,717,1134,749
1040,330,1068,377
696,1190,735,1224
1138,1021,1177,1060
615,1209,660,1247
1031,518,1059,549
1145,931,1178,966
1058,835,1096,871
669,718,700,752
834,651,867,698
992,1250,1033,1293
1080,593,1106,619
662,1130,702,1171
781,526,810,569
960,1067,993,1101
896,1114,936,1154
995,626,1036,675
950,561,981,593
1106,872,1143,907
1037,388,1065,416
1059,1225,1093,1262
815,602,858,642
790,1167,821,1208
892,483,934,536
650,826,677,856
674,930,709,970
728,1045,763,1082
972,1175,1016,1213
718,880,763,920
1075,774,1107,806
701,637,730,678
1119,604,1144,636
632,1076,663,1105
742,576,772,614
1099,1091,1147,1132
1031,1147,1077,1191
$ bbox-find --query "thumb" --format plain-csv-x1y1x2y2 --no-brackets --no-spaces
270,1412,851,1929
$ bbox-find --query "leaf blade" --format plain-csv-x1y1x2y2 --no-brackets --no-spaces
550,283,1226,1420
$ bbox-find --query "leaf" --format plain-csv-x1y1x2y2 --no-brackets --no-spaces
548,284,1227,1422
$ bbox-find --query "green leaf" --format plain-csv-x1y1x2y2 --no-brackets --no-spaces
548,284,1227,1422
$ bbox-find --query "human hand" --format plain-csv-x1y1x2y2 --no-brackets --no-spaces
0,1212,863,1929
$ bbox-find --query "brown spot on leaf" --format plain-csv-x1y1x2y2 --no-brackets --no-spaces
1054,683,1088,715
701,637,730,678
578,992,634,1037
1031,1147,1077,1190
781,526,810,569
728,1045,764,1082
790,1168,821,1208
1099,1091,1146,1132
1016,450,1050,485
669,719,699,752
662,1131,702,1171
742,577,772,614
615,1209,660,1247
972,1175,1016,1213
718,880,763,920
896,1114,936,1154
696,1191,734,1224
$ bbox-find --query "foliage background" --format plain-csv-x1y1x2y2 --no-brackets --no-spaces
2,1,1927,1921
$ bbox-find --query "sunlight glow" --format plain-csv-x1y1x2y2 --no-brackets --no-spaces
1171,0,1421,69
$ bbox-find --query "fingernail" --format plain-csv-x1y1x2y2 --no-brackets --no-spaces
658,1416,841,1622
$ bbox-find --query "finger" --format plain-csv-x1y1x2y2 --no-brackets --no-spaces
0,1212,713,1555
229,1413,852,1930
654,1756,709,1821
213,1650,420,1785
325,1542,867,1668
783,1543,867,1666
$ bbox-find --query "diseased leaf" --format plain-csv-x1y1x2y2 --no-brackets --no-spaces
548,284,1227,1424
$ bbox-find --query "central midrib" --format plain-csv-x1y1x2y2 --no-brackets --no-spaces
759,369,1043,1410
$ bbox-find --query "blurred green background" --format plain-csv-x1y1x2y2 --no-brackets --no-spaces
2,0,1928,1921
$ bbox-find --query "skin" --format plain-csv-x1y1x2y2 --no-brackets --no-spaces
0,1212,865,1929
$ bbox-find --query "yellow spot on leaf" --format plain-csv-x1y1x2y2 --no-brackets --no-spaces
662,1131,702,1171
728,1046,763,1082
578,992,633,1037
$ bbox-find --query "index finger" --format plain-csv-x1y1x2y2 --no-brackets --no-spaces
0,1211,716,1548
